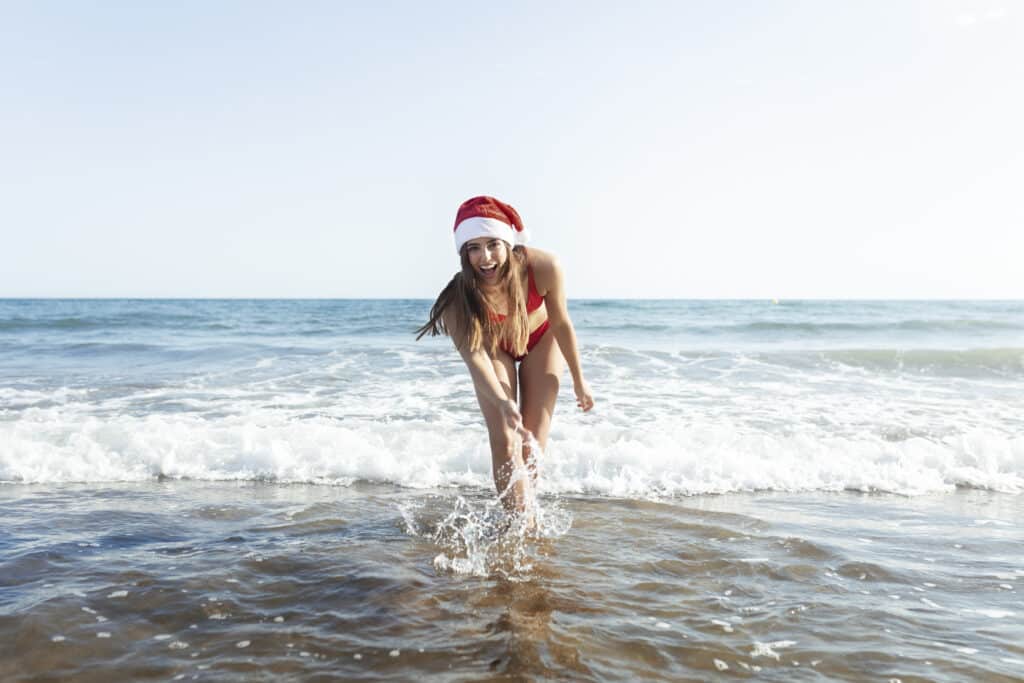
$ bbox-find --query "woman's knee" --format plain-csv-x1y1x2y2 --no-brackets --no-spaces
485,421,517,455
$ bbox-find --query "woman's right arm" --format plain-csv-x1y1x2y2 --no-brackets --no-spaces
443,309,531,438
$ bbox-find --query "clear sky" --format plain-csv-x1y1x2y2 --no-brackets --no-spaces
2,1,1021,299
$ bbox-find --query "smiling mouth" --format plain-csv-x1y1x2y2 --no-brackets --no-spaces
480,264,497,276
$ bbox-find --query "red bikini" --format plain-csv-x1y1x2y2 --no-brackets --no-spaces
492,266,550,361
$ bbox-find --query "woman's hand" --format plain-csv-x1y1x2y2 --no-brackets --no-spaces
574,380,595,412
500,399,533,439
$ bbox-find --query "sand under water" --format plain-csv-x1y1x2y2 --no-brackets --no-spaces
2,481,1022,681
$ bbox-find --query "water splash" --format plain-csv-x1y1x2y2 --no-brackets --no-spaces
425,436,572,578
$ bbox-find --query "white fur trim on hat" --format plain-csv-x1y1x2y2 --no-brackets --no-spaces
454,216,520,253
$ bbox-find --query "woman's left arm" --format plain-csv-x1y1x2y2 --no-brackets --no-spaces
537,252,594,412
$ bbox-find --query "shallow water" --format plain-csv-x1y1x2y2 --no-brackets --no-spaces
2,482,1021,682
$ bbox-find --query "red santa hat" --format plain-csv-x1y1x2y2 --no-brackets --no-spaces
452,196,530,254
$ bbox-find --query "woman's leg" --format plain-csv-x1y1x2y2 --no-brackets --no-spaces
518,329,565,473
472,350,532,513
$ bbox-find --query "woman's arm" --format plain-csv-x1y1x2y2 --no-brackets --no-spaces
442,308,532,437
532,250,595,412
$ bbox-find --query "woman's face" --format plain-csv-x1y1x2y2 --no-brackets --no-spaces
464,237,508,284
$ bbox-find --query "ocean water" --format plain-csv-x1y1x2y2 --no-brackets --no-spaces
1,299,1022,681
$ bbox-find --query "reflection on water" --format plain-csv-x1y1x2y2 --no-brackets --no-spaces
479,574,596,680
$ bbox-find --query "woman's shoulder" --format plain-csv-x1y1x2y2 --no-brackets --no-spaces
523,247,561,295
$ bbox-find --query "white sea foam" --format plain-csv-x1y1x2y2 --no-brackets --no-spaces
4,304,1021,499
750,640,797,661
1,408,1021,496
964,608,1015,619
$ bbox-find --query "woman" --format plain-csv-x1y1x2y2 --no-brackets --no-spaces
416,196,594,517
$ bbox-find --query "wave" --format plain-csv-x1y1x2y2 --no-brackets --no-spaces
735,319,1024,334
0,316,123,332
578,324,675,333
2,412,1020,496
582,346,1024,376
574,319,1024,340
813,347,1024,374
0,316,241,334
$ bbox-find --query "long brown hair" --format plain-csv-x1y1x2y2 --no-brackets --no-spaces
416,245,531,356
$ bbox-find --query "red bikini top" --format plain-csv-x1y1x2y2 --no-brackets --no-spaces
525,267,544,312
490,267,543,321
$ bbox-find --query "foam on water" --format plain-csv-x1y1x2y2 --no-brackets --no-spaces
3,299,1023,500
2,406,1021,495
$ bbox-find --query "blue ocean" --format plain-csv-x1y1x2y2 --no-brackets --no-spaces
1,299,1022,681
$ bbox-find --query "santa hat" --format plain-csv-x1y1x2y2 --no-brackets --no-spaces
453,196,530,254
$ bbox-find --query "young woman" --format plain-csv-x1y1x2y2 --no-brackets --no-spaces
416,196,594,516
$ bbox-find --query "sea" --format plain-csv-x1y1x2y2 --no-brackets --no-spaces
1,298,1022,682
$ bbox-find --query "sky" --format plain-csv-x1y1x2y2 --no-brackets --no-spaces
1,1,1021,299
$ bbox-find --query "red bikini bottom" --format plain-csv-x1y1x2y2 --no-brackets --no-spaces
502,320,551,362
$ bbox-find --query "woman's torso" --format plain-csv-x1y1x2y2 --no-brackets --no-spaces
487,263,547,335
